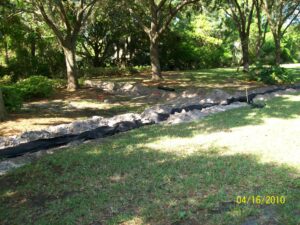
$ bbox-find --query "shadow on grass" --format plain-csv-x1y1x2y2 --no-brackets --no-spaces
0,93,299,224
186,68,247,84
125,94,300,145
200,94,300,132
8,101,146,121
0,131,299,224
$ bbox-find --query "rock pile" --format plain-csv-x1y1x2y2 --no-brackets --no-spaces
165,102,248,124
0,84,299,158
0,113,142,154
84,80,154,96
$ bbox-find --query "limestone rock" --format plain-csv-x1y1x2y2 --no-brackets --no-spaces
285,88,297,93
166,109,206,124
165,102,248,125
207,89,231,103
253,94,268,102
119,82,135,92
107,113,141,127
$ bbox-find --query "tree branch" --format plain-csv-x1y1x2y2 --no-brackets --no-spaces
128,7,150,34
56,0,72,32
36,1,64,43
159,0,200,35
281,7,300,37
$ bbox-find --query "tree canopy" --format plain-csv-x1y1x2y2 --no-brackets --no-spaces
0,0,299,87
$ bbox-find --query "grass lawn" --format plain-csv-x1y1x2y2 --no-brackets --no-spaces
96,67,259,92
1,92,300,225
98,64,300,91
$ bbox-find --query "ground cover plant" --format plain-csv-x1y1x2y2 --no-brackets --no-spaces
0,92,299,225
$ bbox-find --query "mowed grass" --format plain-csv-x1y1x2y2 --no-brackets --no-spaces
96,64,300,91
94,67,255,91
0,93,300,225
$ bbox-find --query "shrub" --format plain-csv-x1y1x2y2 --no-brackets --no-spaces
0,75,55,112
0,75,13,85
17,75,54,100
1,85,23,112
52,78,67,89
249,66,295,85
78,76,87,87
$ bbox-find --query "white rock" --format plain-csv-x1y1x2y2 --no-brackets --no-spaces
285,88,297,93
108,113,141,126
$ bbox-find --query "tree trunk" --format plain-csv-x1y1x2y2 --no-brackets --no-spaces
150,39,163,80
0,89,7,121
240,34,250,72
274,36,281,66
63,44,78,91
4,39,9,65
92,43,101,67
93,49,100,67
31,38,36,58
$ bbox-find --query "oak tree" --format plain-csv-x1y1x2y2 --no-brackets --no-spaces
223,0,255,72
262,0,300,65
23,0,97,91
127,0,200,80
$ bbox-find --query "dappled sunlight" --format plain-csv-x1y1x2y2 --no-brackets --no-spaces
68,100,145,110
68,100,112,109
119,217,145,225
144,135,219,156
1,127,299,224
281,63,300,68
1,90,299,224
141,93,300,168
145,115,300,168
2,191,17,198
85,147,102,156
0,117,74,136
281,93,300,102
0,98,147,137
217,117,300,167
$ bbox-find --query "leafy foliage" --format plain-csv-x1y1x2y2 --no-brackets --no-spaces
0,75,12,85
1,85,23,112
17,75,54,100
1,75,55,111
80,66,150,77
249,65,295,84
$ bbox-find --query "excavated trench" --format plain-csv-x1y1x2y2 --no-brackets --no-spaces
1,84,299,158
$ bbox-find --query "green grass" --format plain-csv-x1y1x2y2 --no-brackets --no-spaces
0,93,300,225
89,64,300,92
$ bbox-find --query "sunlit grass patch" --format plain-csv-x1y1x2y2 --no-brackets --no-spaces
0,92,299,225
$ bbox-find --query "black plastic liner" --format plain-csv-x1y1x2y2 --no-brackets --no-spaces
1,121,143,158
1,84,299,158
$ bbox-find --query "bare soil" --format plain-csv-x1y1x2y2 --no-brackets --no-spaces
0,87,152,137
0,70,263,138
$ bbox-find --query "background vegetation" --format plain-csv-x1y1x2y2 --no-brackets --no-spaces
0,0,299,115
